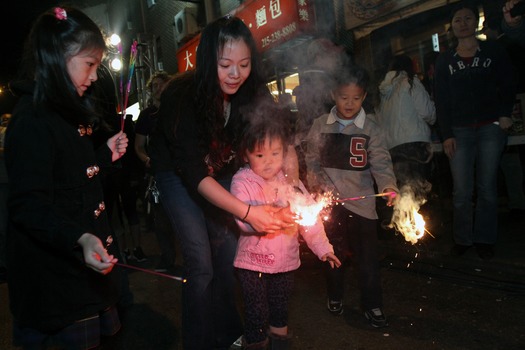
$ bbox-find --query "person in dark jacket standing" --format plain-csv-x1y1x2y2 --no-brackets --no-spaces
5,6,128,349
434,3,516,260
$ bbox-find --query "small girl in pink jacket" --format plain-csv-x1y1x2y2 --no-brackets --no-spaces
231,111,340,349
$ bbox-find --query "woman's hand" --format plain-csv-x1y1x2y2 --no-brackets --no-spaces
107,131,128,162
321,252,342,269
78,233,117,275
245,205,296,234
499,116,514,131
443,137,456,159
503,0,523,28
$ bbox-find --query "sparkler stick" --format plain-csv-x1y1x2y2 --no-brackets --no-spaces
334,191,396,203
117,42,124,120
120,40,138,131
114,262,186,283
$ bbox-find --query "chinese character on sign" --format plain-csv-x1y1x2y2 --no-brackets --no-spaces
298,8,309,21
270,0,282,19
184,50,194,71
256,6,267,28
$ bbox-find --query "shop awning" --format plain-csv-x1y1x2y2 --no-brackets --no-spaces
347,0,460,39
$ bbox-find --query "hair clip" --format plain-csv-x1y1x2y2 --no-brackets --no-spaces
54,7,67,21
224,13,232,19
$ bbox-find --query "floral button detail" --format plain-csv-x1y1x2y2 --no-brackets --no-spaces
78,124,93,137
86,165,100,178
94,201,106,218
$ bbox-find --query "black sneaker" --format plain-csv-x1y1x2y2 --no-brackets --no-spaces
133,247,148,262
327,299,343,315
365,308,388,328
229,335,243,350
123,249,136,262
475,243,494,260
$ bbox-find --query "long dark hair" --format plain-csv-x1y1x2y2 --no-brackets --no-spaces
19,6,107,127
194,16,264,144
389,54,415,92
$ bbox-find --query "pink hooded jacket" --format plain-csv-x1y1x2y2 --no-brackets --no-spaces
231,166,334,274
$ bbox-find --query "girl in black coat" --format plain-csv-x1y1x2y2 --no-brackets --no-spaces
5,6,128,349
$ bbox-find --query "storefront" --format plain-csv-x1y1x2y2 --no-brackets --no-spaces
348,0,524,136
175,0,339,109
174,0,524,134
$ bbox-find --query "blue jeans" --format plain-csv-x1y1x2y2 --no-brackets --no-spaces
155,171,242,350
449,124,506,246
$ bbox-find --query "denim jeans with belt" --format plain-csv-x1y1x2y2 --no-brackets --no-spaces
155,170,242,350
449,123,506,246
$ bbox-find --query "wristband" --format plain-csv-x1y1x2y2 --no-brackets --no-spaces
242,204,251,221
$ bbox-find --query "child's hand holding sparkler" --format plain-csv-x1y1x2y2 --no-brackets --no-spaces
321,252,341,269
77,233,117,275
107,131,128,162
382,188,397,207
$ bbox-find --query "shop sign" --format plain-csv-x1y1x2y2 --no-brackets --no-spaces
176,35,199,73
176,0,315,72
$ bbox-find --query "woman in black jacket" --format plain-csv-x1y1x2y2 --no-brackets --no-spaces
149,16,297,350
434,3,516,260
5,7,128,349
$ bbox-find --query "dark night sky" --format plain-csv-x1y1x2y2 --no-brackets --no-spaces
1,2,55,81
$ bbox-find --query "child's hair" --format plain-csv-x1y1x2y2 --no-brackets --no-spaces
334,64,370,93
389,54,415,92
19,6,107,126
237,106,291,165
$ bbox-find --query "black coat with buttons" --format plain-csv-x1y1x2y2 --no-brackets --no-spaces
5,82,121,332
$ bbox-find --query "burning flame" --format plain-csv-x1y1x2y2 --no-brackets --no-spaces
289,191,333,226
284,184,427,244
388,191,425,244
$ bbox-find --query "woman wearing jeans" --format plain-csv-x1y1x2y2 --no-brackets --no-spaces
148,16,296,349
434,3,516,260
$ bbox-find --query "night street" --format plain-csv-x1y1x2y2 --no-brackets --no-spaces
2,195,524,350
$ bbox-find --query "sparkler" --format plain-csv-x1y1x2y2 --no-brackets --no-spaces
334,191,396,203
291,193,332,226
387,191,426,244
288,187,427,245
115,262,186,283
104,237,185,282
118,40,138,131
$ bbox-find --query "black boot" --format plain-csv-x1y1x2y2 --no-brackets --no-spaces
243,337,269,350
268,332,291,350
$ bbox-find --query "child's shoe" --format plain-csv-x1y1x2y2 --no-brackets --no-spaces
133,247,148,262
365,308,388,328
326,298,343,315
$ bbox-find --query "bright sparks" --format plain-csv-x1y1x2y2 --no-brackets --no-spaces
388,191,425,244
289,191,333,226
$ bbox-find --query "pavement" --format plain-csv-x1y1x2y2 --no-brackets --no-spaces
1,192,525,349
